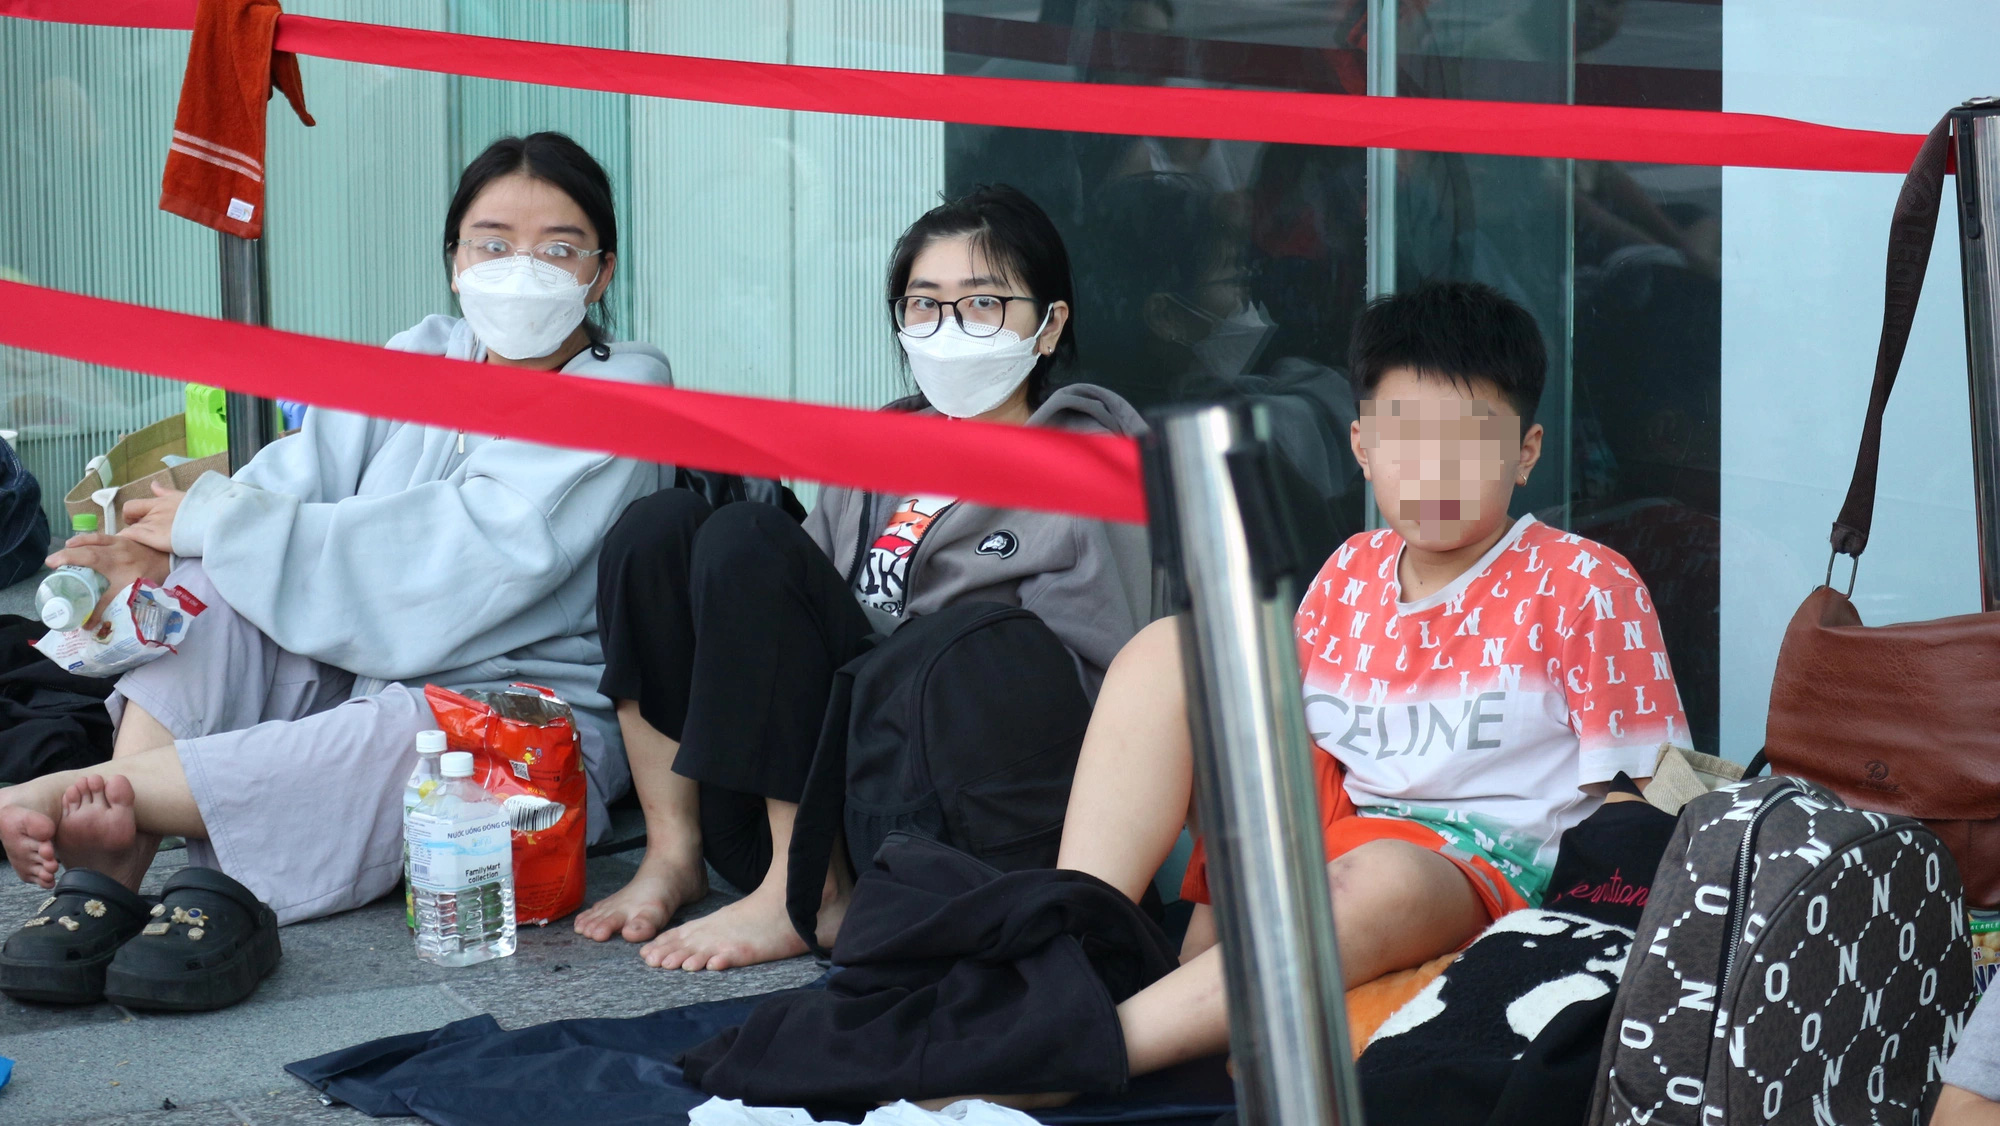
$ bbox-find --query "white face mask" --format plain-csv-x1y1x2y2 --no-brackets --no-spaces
899,308,1052,419
455,255,592,360
1182,299,1275,382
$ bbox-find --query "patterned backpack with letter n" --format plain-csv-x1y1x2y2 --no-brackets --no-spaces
1589,776,1977,1125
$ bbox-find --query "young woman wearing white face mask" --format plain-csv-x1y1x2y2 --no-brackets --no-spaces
576,185,1152,971
0,135,672,975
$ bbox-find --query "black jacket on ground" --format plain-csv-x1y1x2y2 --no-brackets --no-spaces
680,833,1180,1104
286,963,1228,1126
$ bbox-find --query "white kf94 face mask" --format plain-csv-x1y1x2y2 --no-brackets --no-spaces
897,308,1053,419
455,255,592,360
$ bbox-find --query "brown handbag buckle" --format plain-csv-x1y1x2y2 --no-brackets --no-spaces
1823,549,1859,597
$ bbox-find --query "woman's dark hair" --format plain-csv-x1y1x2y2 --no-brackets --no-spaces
886,184,1077,407
1348,281,1547,420
443,132,617,356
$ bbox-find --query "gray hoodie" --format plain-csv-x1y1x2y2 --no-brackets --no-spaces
802,383,1153,696
169,314,671,710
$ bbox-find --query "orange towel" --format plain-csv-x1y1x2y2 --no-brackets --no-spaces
1344,952,1457,1056
159,0,313,239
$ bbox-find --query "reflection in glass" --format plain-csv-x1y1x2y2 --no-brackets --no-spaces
946,0,1720,750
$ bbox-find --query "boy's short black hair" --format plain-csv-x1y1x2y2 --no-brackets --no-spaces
1348,281,1547,419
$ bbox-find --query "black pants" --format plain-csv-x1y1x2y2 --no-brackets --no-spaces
597,489,876,893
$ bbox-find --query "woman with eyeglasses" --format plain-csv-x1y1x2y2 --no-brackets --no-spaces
575,184,1151,971
0,134,671,965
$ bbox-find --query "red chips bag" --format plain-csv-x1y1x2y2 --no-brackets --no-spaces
423,683,587,926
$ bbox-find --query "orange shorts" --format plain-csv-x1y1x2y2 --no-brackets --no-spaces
1178,750,1531,925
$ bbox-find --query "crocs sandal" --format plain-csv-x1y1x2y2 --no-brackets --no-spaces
103,867,280,1012
0,868,154,1004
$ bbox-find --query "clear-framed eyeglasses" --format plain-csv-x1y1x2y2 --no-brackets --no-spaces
890,294,1036,339
452,236,606,280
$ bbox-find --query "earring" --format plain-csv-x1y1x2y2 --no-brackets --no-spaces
1517,472,1529,485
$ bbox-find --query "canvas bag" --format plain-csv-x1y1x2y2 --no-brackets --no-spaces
1588,776,1977,1125
785,601,1092,954
1763,113,2000,908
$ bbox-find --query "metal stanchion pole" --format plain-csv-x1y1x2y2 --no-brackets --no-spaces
217,232,278,471
1143,403,1364,1126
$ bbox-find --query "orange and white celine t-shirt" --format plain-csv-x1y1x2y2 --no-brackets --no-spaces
1294,513,1692,899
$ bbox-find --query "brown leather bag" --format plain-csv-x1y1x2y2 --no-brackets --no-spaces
1764,114,2000,908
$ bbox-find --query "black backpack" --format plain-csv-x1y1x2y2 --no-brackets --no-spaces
786,601,1091,953
1590,776,1978,1125
0,440,49,589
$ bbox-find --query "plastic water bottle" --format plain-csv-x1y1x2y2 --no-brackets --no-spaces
35,514,109,632
406,750,515,967
402,730,447,931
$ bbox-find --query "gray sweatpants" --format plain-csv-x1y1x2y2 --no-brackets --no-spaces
108,564,622,925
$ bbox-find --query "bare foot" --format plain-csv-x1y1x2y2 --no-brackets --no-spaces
573,846,707,943
0,778,65,888
640,873,846,972
54,775,147,889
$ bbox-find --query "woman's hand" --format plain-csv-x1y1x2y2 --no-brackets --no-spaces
45,534,171,619
119,481,186,554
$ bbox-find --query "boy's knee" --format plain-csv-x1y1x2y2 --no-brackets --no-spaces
1326,839,1442,906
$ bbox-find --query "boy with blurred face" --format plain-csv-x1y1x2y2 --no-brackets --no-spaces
1049,281,1694,1077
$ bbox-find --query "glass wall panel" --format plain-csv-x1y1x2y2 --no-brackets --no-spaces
1718,0,1991,758
947,1,1378,565
1,20,212,533
946,0,1722,750
0,1,944,538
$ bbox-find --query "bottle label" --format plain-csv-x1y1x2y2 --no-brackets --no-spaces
406,809,511,892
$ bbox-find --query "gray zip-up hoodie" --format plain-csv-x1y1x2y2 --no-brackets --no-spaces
168,314,671,710
802,383,1153,696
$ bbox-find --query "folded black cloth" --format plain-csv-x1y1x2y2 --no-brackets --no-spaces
1539,774,1678,930
0,614,114,785
287,987,1232,1126
681,832,1180,1104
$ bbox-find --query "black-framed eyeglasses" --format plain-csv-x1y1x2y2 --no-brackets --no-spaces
890,294,1037,339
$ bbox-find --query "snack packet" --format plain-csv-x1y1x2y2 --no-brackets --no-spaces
32,580,206,678
423,683,587,926
1973,909,1999,1000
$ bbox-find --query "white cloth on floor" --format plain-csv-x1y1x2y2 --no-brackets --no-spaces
689,1096,1044,1125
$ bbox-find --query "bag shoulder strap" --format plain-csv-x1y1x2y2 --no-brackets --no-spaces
1831,115,1956,558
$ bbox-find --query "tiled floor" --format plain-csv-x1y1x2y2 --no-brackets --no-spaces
0,847,817,1125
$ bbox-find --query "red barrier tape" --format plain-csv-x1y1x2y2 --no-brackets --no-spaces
0,281,1148,525
0,0,1925,173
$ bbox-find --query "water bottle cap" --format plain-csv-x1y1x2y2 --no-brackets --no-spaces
71,513,99,533
440,751,475,778
40,599,77,631
415,730,447,755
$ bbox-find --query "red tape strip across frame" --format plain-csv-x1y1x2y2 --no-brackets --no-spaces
1,0,1926,173
0,281,1149,525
